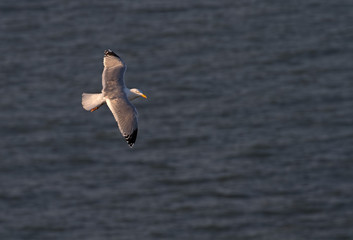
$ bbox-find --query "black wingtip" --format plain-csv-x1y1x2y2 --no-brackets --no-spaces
104,49,119,57
124,129,138,148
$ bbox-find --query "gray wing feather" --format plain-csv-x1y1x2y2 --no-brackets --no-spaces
102,49,127,98
101,50,138,147
106,98,138,147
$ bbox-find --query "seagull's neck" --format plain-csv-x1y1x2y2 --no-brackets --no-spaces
125,88,138,101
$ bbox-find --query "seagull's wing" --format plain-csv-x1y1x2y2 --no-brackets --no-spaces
106,98,138,147
102,49,127,98
101,49,138,147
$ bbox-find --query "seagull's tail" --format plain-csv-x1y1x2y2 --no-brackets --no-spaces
82,93,105,112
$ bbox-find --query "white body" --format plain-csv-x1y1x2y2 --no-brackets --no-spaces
82,88,144,112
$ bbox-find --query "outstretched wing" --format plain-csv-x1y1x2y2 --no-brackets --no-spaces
102,49,127,99
106,98,138,147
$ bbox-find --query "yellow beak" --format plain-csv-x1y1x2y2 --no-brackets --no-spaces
140,93,147,99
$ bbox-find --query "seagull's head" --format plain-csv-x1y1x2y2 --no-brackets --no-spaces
128,88,147,101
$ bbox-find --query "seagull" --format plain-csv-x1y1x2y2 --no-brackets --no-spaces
82,49,147,147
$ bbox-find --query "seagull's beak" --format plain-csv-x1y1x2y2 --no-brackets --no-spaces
140,93,147,99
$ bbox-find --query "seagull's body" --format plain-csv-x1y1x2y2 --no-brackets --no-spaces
82,49,147,147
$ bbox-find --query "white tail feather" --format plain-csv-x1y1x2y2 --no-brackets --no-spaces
82,93,105,111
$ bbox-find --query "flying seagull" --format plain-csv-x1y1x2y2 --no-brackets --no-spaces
82,49,147,147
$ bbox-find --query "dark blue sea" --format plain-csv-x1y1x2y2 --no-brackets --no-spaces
1,0,353,239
